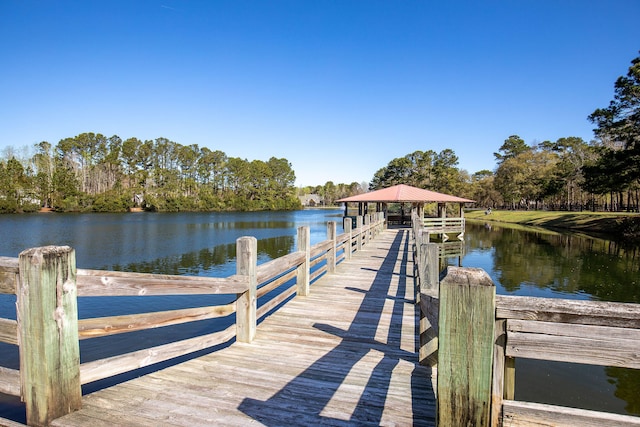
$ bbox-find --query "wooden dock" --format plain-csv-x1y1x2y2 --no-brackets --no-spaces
51,228,436,426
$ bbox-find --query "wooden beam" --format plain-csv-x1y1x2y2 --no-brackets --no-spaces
502,400,640,427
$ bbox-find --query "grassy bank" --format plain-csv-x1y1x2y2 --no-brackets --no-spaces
465,209,640,239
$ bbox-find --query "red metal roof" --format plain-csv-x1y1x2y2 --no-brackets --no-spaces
337,184,474,203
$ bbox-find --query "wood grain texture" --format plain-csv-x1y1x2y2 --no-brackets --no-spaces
496,295,640,328
502,400,640,427
0,318,17,345
76,269,249,296
437,266,495,427
0,257,18,295
0,366,20,396
506,319,640,368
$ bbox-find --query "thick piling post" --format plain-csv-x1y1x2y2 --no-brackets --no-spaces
437,266,495,427
18,246,82,426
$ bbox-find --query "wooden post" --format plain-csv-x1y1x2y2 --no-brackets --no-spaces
356,216,363,252
364,215,370,245
437,266,495,427
296,226,310,296
491,319,506,426
414,229,423,299
343,217,353,260
419,242,439,293
418,242,439,367
236,236,257,343
490,318,515,425
327,221,336,273
17,246,82,426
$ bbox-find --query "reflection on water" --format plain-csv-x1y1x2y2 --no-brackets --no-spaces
460,222,640,303
111,234,295,276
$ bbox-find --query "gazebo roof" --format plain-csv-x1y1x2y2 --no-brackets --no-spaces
337,184,474,203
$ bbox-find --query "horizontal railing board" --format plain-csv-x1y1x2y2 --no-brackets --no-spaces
257,269,296,299
0,416,25,427
0,257,18,294
496,295,640,328
257,285,296,320
77,269,249,296
502,400,640,427
0,366,20,396
0,318,17,345
80,324,236,385
256,251,304,285
506,319,640,369
78,303,236,339
310,241,332,258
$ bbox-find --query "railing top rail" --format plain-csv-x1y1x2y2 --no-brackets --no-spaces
496,294,640,329
76,269,249,297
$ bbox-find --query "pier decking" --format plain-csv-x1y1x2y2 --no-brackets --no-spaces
51,229,436,427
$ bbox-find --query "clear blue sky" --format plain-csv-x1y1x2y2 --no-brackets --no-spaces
1,1,639,187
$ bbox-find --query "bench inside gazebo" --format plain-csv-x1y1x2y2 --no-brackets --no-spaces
337,184,474,240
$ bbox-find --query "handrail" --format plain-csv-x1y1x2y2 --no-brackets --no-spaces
0,213,385,425
411,214,640,426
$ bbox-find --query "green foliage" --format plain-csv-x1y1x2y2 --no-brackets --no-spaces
586,52,640,196
91,192,130,212
370,149,466,195
0,133,301,214
494,135,530,165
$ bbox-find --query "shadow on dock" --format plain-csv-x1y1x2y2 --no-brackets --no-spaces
238,230,436,426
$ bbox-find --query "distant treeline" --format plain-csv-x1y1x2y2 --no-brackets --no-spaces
0,134,304,213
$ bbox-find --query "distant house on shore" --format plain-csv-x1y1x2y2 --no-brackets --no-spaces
299,194,323,207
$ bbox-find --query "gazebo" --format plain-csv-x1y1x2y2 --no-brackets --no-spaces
337,184,474,239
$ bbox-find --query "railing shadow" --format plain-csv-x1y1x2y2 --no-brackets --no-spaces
238,230,436,426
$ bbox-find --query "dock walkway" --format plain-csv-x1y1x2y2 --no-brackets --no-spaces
52,228,436,426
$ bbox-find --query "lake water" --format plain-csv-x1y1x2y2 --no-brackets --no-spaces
0,210,638,421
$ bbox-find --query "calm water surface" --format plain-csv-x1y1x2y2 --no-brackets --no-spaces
0,211,638,421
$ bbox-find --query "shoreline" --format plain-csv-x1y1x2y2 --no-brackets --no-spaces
465,209,640,240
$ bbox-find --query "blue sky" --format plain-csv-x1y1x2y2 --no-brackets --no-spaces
1,1,639,187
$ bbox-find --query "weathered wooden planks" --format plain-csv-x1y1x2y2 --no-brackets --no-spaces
496,295,640,328
0,257,18,295
503,400,640,427
18,246,82,426
0,366,20,396
505,318,640,368
437,266,496,427
52,229,436,426
0,318,17,345
76,269,249,296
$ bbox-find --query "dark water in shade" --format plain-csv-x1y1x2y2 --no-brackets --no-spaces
0,211,638,421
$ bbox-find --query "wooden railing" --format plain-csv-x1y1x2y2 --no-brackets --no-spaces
0,213,385,426
412,219,640,426
422,217,465,240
